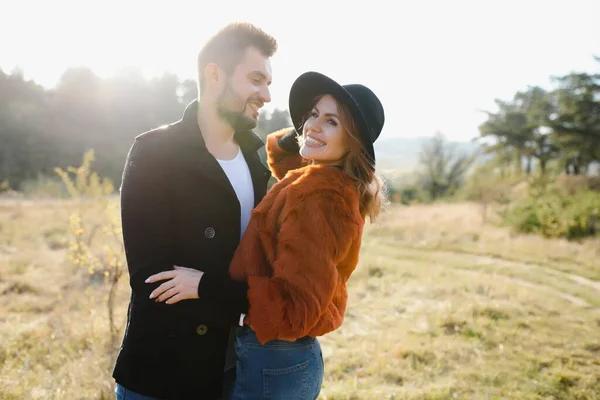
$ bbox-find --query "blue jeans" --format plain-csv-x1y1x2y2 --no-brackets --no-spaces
115,368,236,400
115,384,162,400
231,326,324,400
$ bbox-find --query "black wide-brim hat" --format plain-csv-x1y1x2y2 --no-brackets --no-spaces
289,71,385,167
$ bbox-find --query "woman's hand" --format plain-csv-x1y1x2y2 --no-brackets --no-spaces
146,266,204,304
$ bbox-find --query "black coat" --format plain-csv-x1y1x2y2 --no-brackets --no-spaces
112,100,270,399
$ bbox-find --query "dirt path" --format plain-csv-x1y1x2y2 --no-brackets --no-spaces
367,239,599,308
448,267,591,307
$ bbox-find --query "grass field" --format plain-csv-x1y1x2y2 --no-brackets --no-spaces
1,199,599,399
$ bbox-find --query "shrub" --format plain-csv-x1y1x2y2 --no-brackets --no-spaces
55,149,125,347
504,177,600,239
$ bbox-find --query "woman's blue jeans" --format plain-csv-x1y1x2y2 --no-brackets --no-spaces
230,326,324,400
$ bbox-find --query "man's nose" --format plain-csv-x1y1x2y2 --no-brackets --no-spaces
259,86,271,103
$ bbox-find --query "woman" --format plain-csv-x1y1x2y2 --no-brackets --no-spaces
148,71,385,399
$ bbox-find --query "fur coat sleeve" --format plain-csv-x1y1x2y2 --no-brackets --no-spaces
265,128,308,180
244,169,363,344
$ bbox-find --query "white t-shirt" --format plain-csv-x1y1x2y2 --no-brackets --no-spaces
216,148,254,239
216,148,254,333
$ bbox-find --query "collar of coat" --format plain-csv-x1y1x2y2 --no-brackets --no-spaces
256,163,360,215
178,99,265,154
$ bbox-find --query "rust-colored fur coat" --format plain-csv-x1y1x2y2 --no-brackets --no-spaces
229,128,365,344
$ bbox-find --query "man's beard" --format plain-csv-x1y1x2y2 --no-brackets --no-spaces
216,80,259,131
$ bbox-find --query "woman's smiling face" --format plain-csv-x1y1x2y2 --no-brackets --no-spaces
299,95,350,165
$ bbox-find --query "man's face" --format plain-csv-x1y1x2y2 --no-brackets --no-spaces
217,46,273,131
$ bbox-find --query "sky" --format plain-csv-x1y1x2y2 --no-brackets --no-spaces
1,0,599,142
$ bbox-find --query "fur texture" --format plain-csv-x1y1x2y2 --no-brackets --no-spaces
265,128,308,180
229,129,365,344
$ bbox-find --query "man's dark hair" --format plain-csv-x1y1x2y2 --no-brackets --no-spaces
197,22,277,93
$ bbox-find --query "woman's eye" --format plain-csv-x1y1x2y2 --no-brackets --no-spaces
310,111,318,118
328,119,338,126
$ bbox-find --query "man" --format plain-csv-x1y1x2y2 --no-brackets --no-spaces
113,22,277,399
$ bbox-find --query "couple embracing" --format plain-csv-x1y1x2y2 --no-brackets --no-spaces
113,22,385,400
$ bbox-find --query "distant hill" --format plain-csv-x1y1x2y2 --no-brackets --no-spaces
373,136,480,172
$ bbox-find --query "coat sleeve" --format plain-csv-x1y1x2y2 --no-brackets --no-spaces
120,137,174,302
120,136,245,325
196,267,249,316
244,190,360,344
266,128,308,180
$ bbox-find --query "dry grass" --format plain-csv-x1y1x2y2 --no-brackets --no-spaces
1,199,599,399
0,199,129,399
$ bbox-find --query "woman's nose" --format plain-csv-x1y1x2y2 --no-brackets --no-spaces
306,119,322,133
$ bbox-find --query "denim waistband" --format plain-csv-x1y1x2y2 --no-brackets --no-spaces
236,326,316,347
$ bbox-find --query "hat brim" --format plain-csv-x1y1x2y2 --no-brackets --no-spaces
289,72,375,166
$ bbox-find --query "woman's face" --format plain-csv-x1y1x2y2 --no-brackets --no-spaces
299,95,350,165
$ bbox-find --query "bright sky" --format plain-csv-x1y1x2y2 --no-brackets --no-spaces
2,0,599,141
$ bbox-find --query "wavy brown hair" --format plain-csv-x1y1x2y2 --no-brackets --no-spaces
302,95,385,222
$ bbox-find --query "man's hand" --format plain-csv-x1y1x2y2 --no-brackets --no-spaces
146,266,203,304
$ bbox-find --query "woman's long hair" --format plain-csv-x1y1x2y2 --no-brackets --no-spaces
301,95,385,222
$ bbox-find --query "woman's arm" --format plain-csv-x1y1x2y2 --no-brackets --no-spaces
266,128,308,180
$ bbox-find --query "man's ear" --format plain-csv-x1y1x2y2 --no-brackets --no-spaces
203,63,223,90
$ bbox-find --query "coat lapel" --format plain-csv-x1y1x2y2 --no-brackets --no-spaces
241,150,271,207
175,100,269,205
195,149,238,198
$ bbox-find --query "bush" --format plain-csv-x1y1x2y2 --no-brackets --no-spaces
556,175,600,195
19,175,69,198
395,186,425,205
381,173,428,205
504,180,600,239
55,149,125,347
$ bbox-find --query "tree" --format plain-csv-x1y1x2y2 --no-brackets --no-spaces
479,99,530,176
550,66,600,174
516,87,559,174
0,68,54,187
0,66,190,190
179,79,198,105
253,108,293,189
418,132,476,200
478,86,559,176
255,108,292,141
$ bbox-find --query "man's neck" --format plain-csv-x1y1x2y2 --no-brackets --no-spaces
197,98,239,160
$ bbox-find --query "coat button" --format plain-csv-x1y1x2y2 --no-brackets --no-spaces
196,324,208,336
204,227,215,239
